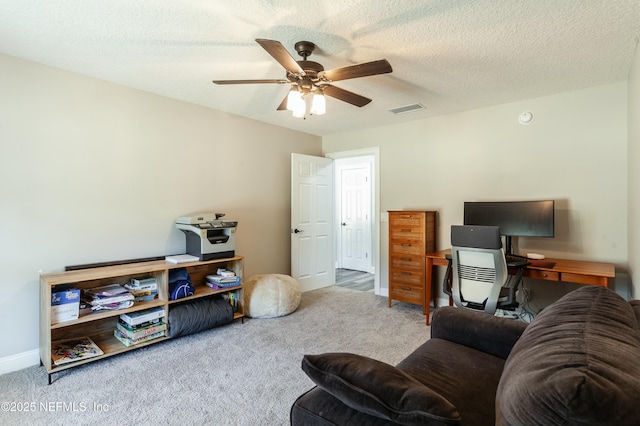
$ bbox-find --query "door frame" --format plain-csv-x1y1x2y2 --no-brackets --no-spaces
335,157,373,273
325,147,381,296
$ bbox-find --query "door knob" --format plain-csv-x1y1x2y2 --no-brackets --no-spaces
293,228,304,234
341,222,347,226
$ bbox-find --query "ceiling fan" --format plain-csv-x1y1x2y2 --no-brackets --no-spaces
212,39,393,118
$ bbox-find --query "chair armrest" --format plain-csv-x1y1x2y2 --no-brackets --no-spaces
430,306,528,359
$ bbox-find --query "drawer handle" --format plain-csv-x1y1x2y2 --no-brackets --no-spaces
401,272,412,276
401,243,411,247
401,286,412,291
401,228,412,232
401,257,412,261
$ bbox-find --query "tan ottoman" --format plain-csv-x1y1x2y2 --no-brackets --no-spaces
244,274,301,318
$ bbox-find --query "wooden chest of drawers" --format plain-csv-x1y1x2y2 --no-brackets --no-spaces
388,211,436,313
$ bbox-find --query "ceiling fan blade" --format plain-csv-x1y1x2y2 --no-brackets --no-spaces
255,39,304,75
277,93,289,111
322,85,372,107
319,59,392,82
213,79,289,85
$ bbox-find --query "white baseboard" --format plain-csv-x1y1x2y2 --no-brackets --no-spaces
435,297,450,308
0,349,40,375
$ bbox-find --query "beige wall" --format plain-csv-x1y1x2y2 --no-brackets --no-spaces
1,50,635,368
324,82,630,301
629,42,640,298
0,54,322,361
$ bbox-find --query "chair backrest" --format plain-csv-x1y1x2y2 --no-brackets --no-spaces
450,225,508,314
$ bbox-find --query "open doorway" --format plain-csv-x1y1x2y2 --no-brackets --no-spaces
335,267,375,292
326,148,380,295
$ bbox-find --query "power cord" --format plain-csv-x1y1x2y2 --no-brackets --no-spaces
517,283,541,322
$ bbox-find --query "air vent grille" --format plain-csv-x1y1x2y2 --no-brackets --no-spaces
389,103,425,115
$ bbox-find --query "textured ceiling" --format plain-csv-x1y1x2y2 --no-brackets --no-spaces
1,0,639,136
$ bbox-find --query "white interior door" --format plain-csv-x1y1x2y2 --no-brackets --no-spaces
291,153,334,292
338,162,372,272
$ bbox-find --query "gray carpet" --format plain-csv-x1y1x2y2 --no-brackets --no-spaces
0,286,429,426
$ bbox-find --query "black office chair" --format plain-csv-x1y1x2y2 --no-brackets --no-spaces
443,225,528,315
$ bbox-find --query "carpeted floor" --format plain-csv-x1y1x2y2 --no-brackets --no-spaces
0,286,429,426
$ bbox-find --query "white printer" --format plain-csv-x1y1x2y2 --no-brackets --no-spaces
175,212,237,261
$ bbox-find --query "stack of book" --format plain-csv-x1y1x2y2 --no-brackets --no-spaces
205,268,241,289
114,307,166,347
84,284,134,311
124,277,159,303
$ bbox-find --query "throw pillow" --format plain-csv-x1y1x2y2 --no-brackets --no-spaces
302,352,460,426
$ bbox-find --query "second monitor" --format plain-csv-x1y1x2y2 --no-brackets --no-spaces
463,200,554,256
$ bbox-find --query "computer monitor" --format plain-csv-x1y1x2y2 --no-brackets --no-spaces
463,200,554,255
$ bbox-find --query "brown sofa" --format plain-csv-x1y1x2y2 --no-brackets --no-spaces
290,286,640,425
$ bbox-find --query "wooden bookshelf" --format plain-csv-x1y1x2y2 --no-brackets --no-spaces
40,256,244,383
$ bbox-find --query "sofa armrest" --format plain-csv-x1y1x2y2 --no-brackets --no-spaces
630,300,640,324
431,306,527,359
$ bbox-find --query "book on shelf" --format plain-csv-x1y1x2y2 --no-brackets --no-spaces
165,254,200,264
206,274,241,284
119,307,165,327
89,300,135,311
129,277,158,288
113,329,166,347
51,336,104,366
85,284,132,299
124,280,159,302
128,291,158,303
204,278,241,289
84,284,135,311
116,320,167,340
117,317,162,330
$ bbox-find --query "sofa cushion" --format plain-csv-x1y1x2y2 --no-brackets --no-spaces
397,338,506,426
496,286,640,425
302,352,461,425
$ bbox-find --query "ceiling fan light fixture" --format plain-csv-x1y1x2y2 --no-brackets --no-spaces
310,91,326,116
293,102,307,118
293,95,307,118
286,86,304,112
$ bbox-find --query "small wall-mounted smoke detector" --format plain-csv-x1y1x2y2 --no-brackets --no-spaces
519,111,534,124
389,103,426,115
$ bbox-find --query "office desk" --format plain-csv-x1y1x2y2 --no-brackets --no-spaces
423,249,615,325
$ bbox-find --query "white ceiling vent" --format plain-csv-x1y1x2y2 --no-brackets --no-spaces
389,103,425,115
